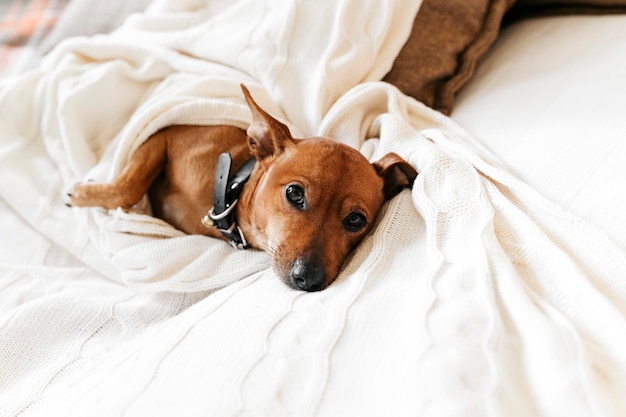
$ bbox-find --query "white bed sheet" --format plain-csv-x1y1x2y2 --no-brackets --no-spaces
452,14,626,251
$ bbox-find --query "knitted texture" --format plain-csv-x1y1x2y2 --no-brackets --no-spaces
1,1,625,416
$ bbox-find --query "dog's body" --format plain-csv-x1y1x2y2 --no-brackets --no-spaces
68,85,417,291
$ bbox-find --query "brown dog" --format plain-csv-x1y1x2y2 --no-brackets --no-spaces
68,85,417,291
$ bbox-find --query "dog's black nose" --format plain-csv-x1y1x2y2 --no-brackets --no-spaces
290,259,325,292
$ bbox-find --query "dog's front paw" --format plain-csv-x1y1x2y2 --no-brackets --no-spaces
65,180,95,207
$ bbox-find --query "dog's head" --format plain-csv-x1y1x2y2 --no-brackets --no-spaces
238,85,417,291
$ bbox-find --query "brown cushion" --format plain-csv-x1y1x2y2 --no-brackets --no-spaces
383,0,517,115
384,0,626,115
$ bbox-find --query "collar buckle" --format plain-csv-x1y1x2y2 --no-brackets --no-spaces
201,153,256,250
207,199,239,222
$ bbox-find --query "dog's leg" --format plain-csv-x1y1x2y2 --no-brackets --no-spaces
67,136,167,209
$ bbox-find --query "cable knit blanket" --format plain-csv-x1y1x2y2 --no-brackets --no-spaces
1,1,626,416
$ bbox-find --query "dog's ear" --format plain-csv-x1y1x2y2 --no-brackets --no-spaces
241,84,295,160
372,153,418,200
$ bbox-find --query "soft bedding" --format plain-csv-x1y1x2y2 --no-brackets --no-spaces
452,14,626,251
1,1,626,417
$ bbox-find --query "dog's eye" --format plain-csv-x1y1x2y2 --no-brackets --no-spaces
343,212,367,232
285,184,305,209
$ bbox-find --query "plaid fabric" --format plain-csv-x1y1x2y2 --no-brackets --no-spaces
0,0,69,77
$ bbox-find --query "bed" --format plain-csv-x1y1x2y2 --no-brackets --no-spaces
1,0,626,416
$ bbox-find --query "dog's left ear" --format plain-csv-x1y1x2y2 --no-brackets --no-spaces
241,84,295,161
372,153,418,200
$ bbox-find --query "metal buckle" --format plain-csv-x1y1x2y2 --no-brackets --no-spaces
209,199,239,221
201,214,214,228
200,199,247,249
201,199,239,228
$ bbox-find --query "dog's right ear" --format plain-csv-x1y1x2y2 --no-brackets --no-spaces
241,84,295,161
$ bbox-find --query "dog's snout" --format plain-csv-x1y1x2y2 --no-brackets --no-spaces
290,258,326,292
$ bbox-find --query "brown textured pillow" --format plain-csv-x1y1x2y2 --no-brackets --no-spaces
384,0,517,115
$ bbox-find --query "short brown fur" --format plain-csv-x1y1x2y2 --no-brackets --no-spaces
68,85,417,291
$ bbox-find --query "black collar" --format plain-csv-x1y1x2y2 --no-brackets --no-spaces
201,153,256,249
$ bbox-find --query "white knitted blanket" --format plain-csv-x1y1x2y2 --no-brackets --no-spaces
1,1,626,416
